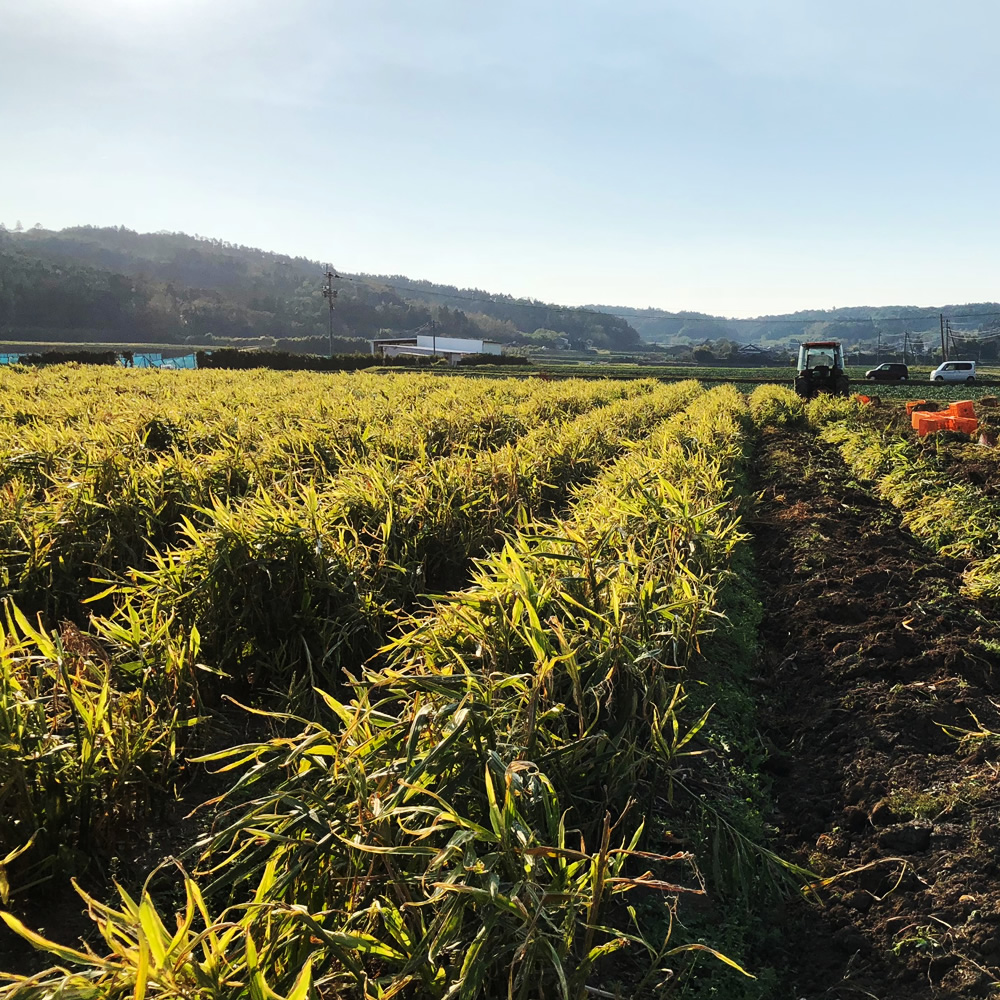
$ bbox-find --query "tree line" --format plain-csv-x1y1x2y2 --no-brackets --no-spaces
0,227,641,351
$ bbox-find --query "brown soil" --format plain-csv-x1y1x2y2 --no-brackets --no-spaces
753,425,1000,999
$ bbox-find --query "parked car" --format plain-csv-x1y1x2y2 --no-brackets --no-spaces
865,363,909,381
929,361,976,383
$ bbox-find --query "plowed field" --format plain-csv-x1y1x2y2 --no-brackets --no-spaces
754,423,1000,998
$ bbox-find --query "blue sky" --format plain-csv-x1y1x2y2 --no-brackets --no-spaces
2,0,999,315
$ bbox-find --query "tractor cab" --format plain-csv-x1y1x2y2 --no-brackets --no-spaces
794,341,850,398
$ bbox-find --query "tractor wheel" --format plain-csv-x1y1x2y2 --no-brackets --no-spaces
793,376,811,399
835,376,850,396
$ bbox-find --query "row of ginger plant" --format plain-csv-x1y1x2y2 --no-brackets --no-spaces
0,378,701,892
1,384,795,999
792,389,1000,600
0,369,656,618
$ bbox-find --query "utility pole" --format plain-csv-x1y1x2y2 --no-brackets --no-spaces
876,326,881,364
322,268,339,357
940,313,947,362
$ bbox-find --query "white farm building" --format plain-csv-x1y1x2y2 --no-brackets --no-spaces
371,335,503,365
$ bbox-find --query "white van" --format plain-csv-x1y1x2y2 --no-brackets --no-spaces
930,361,976,383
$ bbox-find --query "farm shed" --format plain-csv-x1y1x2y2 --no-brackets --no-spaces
371,334,503,365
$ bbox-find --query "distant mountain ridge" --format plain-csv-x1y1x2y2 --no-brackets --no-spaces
0,225,996,352
0,226,639,350
587,302,1000,348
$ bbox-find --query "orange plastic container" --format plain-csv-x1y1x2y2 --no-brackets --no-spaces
920,414,980,436
946,400,976,419
951,416,979,434
853,394,871,405
905,400,928,415
915,415,945,437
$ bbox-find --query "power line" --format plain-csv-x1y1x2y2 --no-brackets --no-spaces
335,273,1000,328
338,274,624,323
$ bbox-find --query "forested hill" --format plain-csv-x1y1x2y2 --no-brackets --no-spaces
3,225,995,353
0,226,640,350
591,302,1000,349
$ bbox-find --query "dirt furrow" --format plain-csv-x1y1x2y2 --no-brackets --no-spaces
753,425,1000,999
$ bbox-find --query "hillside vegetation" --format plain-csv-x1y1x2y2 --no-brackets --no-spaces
0,227,639,351
595,302,1000,351
4,225,998,358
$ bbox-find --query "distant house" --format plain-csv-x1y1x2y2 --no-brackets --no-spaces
371,334,503,366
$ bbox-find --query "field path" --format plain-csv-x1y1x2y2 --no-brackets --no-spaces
751,424,1000,999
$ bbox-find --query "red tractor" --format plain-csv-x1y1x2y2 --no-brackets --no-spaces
793,341,850,399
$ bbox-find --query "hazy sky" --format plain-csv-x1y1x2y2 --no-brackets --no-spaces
3,0,999,315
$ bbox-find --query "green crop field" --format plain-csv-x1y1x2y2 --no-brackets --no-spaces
386,361,1000,391
2,367,1000,999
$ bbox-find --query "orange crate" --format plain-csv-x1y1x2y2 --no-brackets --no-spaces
915,415,945,437
906,400,928,415
951,416,979,434
947,400,976,419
